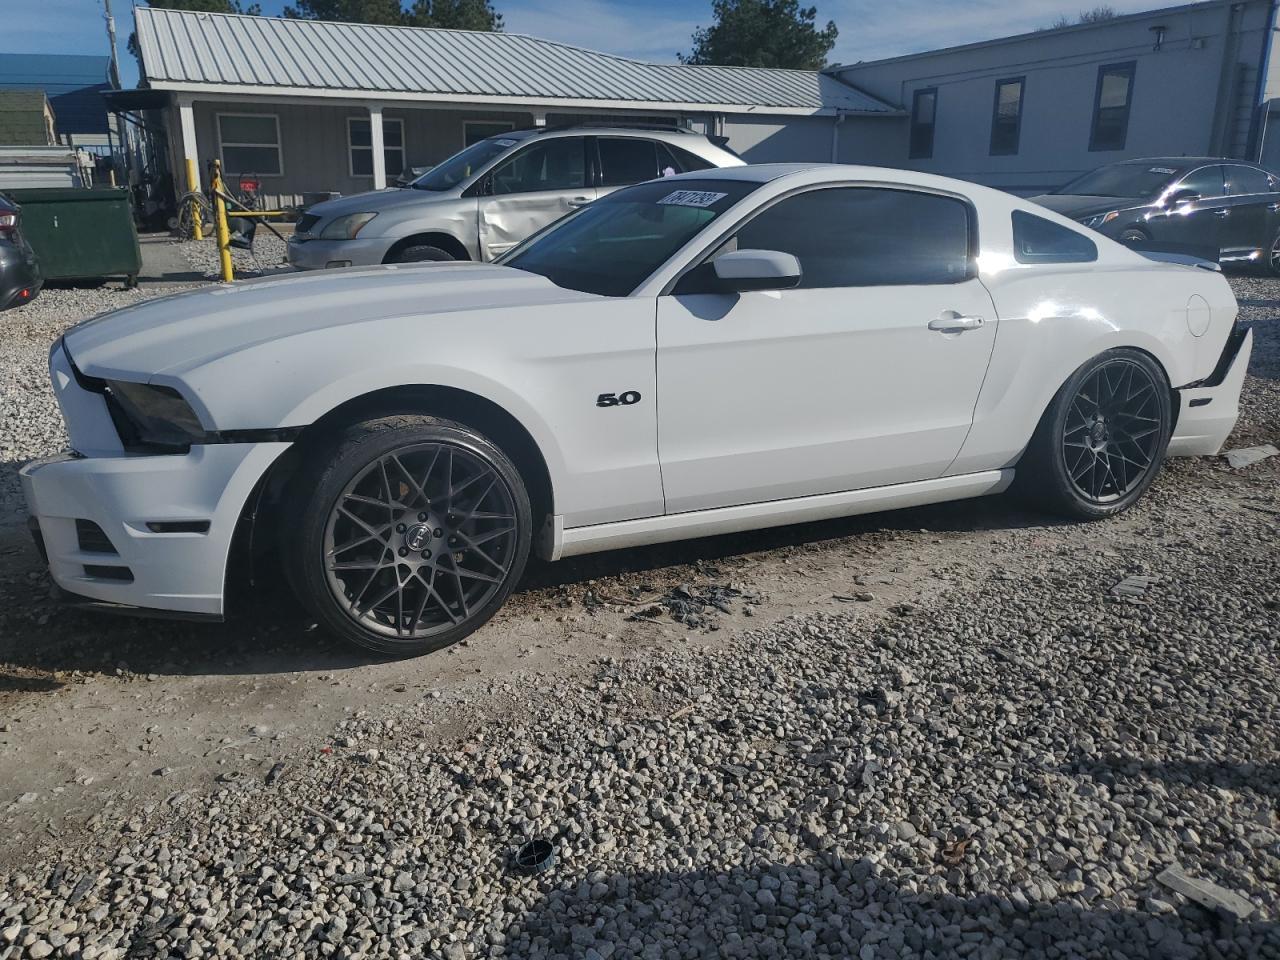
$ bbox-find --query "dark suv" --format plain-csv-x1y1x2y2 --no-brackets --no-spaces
1032,158,1280,273
0,193,41,310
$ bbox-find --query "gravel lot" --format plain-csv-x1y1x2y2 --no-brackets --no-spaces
0,256,1276,959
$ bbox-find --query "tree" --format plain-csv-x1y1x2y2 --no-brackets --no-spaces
1043,5,1117,30
407,0,502,31
283,0,502,30
680,0,837,70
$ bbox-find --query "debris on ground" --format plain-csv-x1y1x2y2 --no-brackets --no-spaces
1111,574,1158,597
1223,443,1279,469
1156,865,1256,920
628,583,750,628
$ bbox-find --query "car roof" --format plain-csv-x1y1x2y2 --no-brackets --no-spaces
500,125,715,141
1114,156,1263,169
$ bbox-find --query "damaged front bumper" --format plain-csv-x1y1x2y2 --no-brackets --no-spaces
21,443,289,617
1168,325,1253,457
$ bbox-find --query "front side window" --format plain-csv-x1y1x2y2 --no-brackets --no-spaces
490,138,587,195
348,117,405,178
503,178,758,296
217,114,281,176
990,78,1024,156
1012,210,1098,264
1090,62,1135,152
1177,165,1226,199
729,187,971,287
1225,165,1271,195
909,88,937,159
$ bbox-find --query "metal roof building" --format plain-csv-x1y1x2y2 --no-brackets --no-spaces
130,7,898,202
134,7,892,117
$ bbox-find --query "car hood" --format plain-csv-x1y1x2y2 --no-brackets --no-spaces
63,263,595,379
1030,194,1146,219
302,186,459,224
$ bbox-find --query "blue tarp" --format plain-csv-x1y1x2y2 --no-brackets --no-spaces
0,54,111,135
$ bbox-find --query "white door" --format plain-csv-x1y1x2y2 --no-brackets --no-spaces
657,185,999,514
477,137,596,260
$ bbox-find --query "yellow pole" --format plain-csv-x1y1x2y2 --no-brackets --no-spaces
211,159,234,283
185,157,203,241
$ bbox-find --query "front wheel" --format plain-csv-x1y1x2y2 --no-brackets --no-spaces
1016,349,1171,520
389,244,455,264
285,415,532,657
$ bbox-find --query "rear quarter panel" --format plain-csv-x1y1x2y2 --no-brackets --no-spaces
948,192,1238,475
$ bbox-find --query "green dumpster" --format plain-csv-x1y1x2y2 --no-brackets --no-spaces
4,187,141,286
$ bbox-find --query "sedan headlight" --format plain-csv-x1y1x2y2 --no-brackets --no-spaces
320,212,378,240
1081,211,1119,229
104,380,206,451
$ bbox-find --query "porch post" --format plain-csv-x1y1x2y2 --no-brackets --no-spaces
177,96,199,185
177,96,204,239
368,104,387,190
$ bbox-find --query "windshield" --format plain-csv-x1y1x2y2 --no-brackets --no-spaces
502,179,759,297
1054,162,1183,199
410,136,524,191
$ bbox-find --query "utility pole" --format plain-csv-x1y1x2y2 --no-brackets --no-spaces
103,0,122,89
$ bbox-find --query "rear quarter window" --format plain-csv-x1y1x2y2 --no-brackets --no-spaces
1012,210,1098,264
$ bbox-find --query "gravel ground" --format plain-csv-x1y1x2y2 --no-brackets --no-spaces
177,232,290,281
0,267,1277,959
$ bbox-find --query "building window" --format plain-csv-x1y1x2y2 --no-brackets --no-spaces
909,88,937,160
217,114,282,176
464,121,515,147
1089,62,1135,152
348,117,404,178
989,78,1024,156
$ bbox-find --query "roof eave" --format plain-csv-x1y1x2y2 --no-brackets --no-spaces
146,80,897,117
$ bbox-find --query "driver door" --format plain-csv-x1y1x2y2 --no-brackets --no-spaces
476,137,595,260
656,185,999,514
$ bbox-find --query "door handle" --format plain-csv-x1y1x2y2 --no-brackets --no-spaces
1214,208,1231,218
568,196,592,208
1268,203,1280,213
929,312,984,333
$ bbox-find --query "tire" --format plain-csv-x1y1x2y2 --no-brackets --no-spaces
1117,227,1150,246
389,244,455,264
1016,348,1172,520
284,415,532,657
1266,228,1280,277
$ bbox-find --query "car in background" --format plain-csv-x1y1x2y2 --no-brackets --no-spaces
286,125,743,269
0,192,41,310
1032,158,1280,272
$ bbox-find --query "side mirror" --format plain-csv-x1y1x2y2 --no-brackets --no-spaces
711,249,802,292
1168,188,1200,206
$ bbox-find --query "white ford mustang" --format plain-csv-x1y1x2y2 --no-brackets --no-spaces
23,165,1252,656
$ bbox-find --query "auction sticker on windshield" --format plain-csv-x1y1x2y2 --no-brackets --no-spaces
658,190,729,208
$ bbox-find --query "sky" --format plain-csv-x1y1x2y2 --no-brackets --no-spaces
9,0,1189,88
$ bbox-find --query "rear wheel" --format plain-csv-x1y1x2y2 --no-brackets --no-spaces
1017,349,1171,520
1118,227,1150,246
1267,228,1280,276
389,244,455,264
285,415,531,657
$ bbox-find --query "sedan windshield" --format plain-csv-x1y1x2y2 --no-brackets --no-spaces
502,178,759,296
409,136,525,191
1054,162,1182,199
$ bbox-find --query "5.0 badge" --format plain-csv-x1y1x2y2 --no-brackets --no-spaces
596,391,642,407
